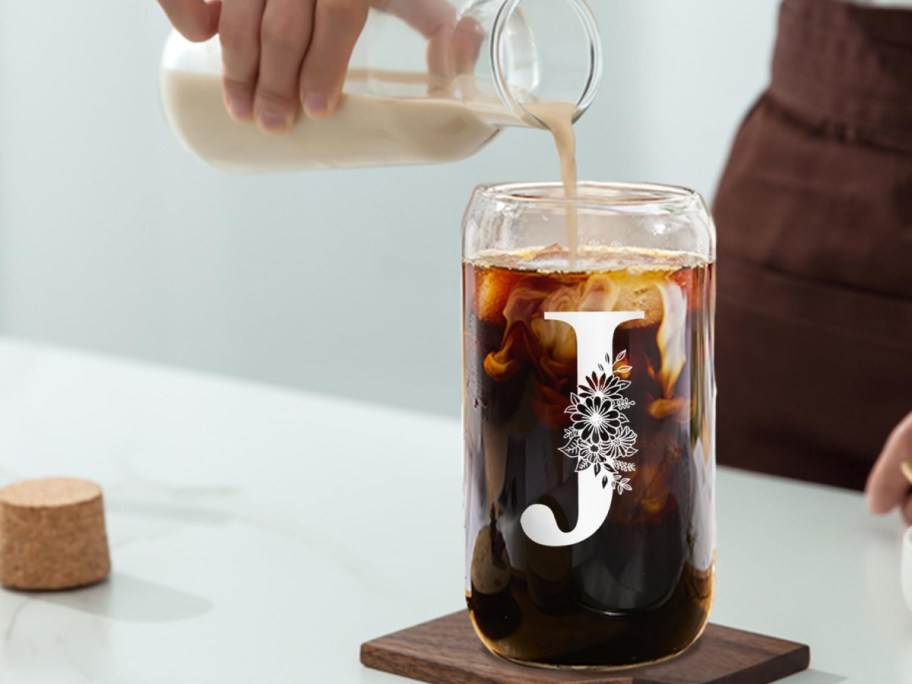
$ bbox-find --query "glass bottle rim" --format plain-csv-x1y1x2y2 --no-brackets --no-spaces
490,0,603,127
474,181,705,216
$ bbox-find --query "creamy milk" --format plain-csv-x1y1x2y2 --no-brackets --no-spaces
526,101,579,265
161,70,507,173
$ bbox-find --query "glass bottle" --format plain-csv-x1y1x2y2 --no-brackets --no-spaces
160,0,602,172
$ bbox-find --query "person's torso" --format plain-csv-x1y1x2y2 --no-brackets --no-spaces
709,0,912,489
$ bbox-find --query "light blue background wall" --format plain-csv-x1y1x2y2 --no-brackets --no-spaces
0,1,779,414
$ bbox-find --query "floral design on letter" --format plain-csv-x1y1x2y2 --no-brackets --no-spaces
559,350,637,496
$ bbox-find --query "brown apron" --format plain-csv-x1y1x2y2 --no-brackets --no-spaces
713,0,912,490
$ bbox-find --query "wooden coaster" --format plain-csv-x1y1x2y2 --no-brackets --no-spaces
0,477,111,590
361,611,810,684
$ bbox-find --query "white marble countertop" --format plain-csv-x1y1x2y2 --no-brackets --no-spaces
0,338,908,683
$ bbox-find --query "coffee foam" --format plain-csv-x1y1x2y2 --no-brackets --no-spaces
469,245,710,274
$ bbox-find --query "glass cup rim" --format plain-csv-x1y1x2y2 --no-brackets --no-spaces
474,181,704,215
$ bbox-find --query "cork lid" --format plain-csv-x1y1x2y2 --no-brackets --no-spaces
0,477,111,590
0,477,101,508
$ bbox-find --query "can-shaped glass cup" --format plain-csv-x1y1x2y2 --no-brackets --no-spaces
462,182,716,668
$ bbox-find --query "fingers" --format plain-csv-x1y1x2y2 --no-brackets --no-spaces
159,0,222,41
166,0,441,128
380,0,455,38
380,0,458,88
425,24,453,95
449,16,484,73
299,0,371,118
255,0,315,131
219,0,267,122
865,411,912,515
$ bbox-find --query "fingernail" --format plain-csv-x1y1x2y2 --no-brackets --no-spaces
257,109,291,133
303,93,328,119
226,96,253,122
902,460,912,484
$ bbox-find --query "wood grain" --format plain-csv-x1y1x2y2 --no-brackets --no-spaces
361,611,809,684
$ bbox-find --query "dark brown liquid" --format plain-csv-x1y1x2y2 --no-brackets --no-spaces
463,246,715,667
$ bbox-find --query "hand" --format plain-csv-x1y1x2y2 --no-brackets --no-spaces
865,411,912,524
159,0,460,132
159,0,373,131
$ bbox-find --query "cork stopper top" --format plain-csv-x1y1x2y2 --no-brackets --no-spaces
0,477,102,508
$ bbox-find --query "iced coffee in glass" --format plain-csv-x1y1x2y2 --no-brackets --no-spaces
463,182,716,668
